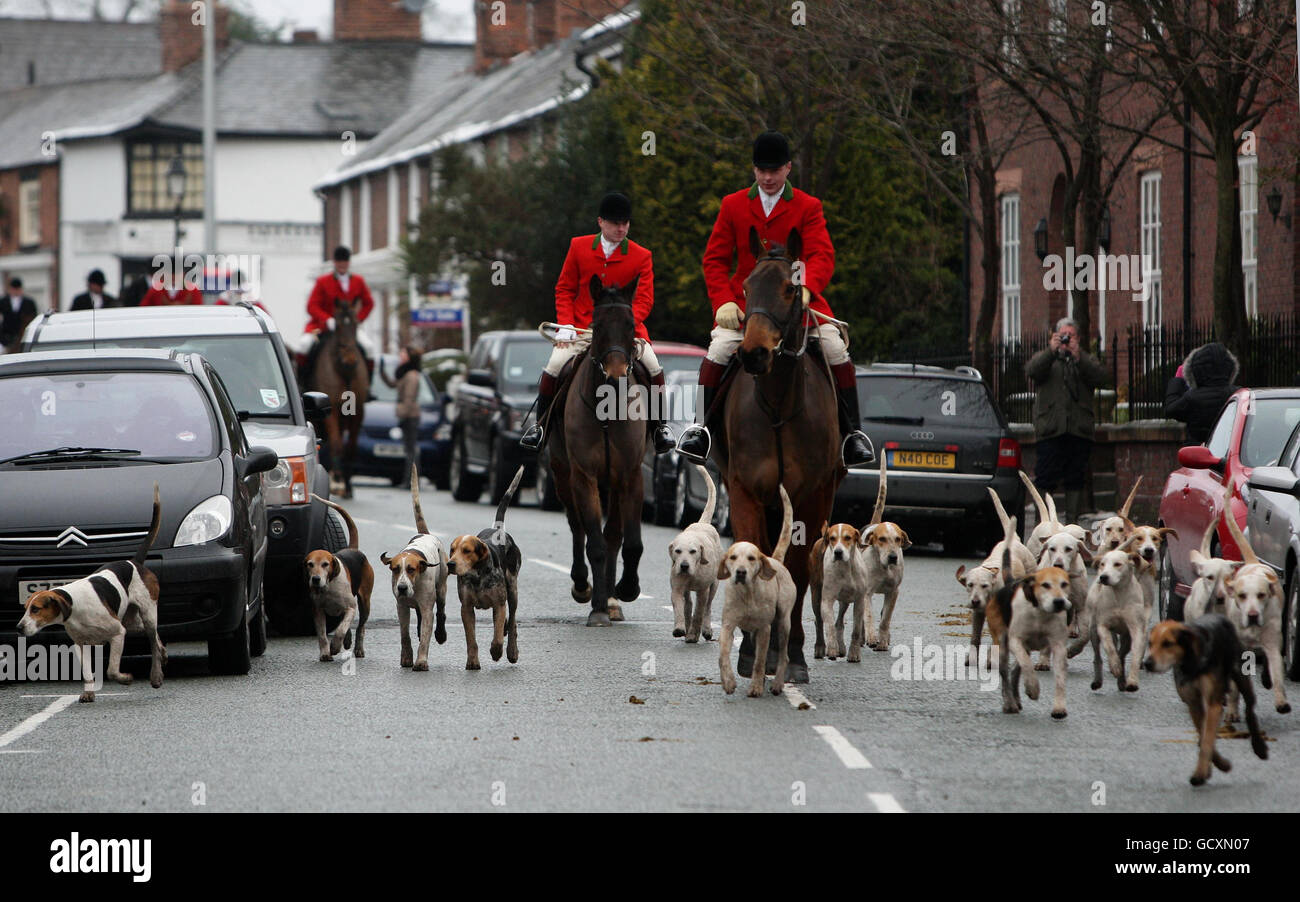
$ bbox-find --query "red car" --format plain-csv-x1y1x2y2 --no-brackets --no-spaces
1158,387,1300,619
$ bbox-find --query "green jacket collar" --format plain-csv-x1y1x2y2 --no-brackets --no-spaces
748,181,794,201
591,234,629,254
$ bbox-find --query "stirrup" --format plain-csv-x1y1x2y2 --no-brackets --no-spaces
841,430,875,468
677,424,711,463
519,424,544,451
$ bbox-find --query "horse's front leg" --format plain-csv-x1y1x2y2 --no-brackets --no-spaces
324,410,344,493
571,468,610,626
342,413,362,499
603,491,625,621
614,473,644,604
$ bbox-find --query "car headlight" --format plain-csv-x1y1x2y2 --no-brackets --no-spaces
434,422,452,441
262,456,309,505
175,495,233,547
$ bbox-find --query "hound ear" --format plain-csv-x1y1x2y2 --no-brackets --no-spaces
1159,527,1179,541
698,549,709,567
717,559,731,581
1078,545,1093,565
329,555,341,581
1176,626,1202,664
748,226,765,259
52,589,73,620
1019,578,1038,607
667,542,677,562
380,552,394,566
418,559,431,572
589,275,605,303
898,528,913,550
759,557,778,580
955,565,967,586
786,227,802,261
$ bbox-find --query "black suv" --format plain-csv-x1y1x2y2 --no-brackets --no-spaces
0,349,277,673
834,364,1025,555
449,330,551,504
23,303,346,633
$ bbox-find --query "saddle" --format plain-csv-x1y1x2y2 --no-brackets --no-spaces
703,328,832,431
543,349,651,437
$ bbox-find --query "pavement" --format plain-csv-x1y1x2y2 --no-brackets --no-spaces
2,476,1297,812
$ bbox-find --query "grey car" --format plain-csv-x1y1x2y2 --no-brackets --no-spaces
640,368,731,533
1243,419,1300,681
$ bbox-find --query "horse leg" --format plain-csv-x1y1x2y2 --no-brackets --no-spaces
728,477,772,678
614,477,644,603
342,414,361,499
551,454,590,602
571,468,611,626
325,411,344,495
604,492,624,622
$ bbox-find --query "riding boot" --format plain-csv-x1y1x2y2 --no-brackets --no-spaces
677,359,727,463
832,361,875,467
519,372,557,451
648,369,676,455
1064,488,1085,526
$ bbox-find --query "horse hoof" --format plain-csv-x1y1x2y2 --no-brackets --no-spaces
571,584,592,603
785,661,810,684
673,628,685,638
608,603,624,622
586,611,611,627
615,579,640,602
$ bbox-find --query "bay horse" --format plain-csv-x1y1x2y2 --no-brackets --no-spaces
310,299,369,500
711,227,844,683
548,276,648,626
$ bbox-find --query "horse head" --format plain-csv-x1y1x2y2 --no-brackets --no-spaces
588,275,638,379
740,226,803,375
331,299,362,371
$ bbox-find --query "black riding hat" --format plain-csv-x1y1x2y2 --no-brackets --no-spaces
598,192,632,222
753,131,792,168
333,245,352,262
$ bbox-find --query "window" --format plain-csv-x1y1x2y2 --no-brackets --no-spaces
128,140,203,215
1000,193,1021,341
18,177,40,247
339,184,353,251
1139,171,1162,328
1239,155,1258,318
1206,400,1237,456
359,177,371,254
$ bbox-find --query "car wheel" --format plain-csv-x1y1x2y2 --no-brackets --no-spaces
449,432,483,502
248,599,268,658
534,448,562,510
324,506,348,552
1285,570,1300,681
487,437,513,506
208,603,252,676
1158,542,1179,621
714,477,732,536
652,461,678,526
673,462,693,527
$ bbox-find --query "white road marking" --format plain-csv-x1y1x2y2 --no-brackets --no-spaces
0,695,77,749
21,693,126,699
868,792,905,813
813,725,872,769
528,558,570,574
0,749,42,754
783,686,816,710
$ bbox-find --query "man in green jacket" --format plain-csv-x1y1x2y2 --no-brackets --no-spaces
1025,317,1108,524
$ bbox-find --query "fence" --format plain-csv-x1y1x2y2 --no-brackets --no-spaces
992,315,1300,425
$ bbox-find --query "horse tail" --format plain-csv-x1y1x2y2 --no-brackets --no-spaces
494,466,526,530
869,454,887,526
134,482,161,572
774,484,793,564
410,462,429,535
695,465,716,527
311,494,360,549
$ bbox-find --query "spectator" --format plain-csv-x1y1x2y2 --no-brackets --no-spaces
1164,341,1239,446
1025,317,1108,524
1,277,38,352
380,345,424,489
69,270,119,310
120,275,149,307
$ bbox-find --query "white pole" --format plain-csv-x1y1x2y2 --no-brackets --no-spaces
202,6,216,258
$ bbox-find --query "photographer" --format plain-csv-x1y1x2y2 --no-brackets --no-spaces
1025,317,1108,524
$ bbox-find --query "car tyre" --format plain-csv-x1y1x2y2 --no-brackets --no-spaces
487,436,514,506
673,462,693,527
1285,569,1300,681
714,477,733,536
209,603,252,676
653,461,680,526
534,448,562,510
1157,541,1183,621
449,431,484,502
248,599,268,658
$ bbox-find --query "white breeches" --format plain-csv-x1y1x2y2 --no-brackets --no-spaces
542,338,662,378
704,322,849,366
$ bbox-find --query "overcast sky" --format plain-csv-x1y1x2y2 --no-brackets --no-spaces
0,0,475,42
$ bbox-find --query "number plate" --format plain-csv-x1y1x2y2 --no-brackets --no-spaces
889,450,956,470
374,443,406,458
18,578,75,604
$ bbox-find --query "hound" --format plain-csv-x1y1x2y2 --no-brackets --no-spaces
1091,477,1143,553
1086,538,1147,692
667,465,723,643
1222,506,1291,718
1022,471,1089,560
380,463,449,670
1184,513,1240,621
305,496,373,662
858,455,909,650
959,487,1037,668
18,484,165,703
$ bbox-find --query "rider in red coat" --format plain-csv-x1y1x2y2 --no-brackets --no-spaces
293,245,376,383
519,192,675,455
676,131,874,467
141,285,203,306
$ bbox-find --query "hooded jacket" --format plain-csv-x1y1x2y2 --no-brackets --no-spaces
1164,342,1240,445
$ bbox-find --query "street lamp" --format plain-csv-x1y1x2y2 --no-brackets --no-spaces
166,155,187,250
1033,217,1049,261
1267,184,1291,229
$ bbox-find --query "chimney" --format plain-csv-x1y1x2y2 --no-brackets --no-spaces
475,0,629,72
160,0,230,73
293,29,320,43
334,0,422,42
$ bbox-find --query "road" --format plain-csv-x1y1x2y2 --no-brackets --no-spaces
2,476,1297,812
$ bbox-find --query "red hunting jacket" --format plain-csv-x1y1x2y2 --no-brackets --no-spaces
555,235,654,341
141,286,203,306
306,271,375,333
702,182,835,322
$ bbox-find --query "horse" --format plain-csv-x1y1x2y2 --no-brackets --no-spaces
710,226,844,683
548,276,649,626
309,298,369,500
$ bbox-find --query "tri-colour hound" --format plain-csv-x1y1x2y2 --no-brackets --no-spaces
666,465,722,643
1144,615,1269,786
1127,523,1178,618
447,466,524,671
380,463,449,670
958,487,1036,668
718,485,795,697
305,496,373,662
1086,538,1147,693
18,483,165,703
1222,506,1291,717
992,518,1074,719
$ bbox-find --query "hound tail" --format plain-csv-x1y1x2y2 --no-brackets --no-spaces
311,494,360,549
1001,513,1016,578
1045,492,1059,526
134,482,161,571
410,462,430,535
774,485,793,564
1119,476,1143,520
494,465,526,530
1198,513,1218,559
987,487,1012,533
1220,482,1259,564
1019,470,1050,526
869,455,888,526
696,465,716,527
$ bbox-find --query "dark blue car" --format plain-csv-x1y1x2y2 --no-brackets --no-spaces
356,356,452,489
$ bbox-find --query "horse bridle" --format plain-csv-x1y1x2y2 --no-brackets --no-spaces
591,300,640,378
744,252,810,358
